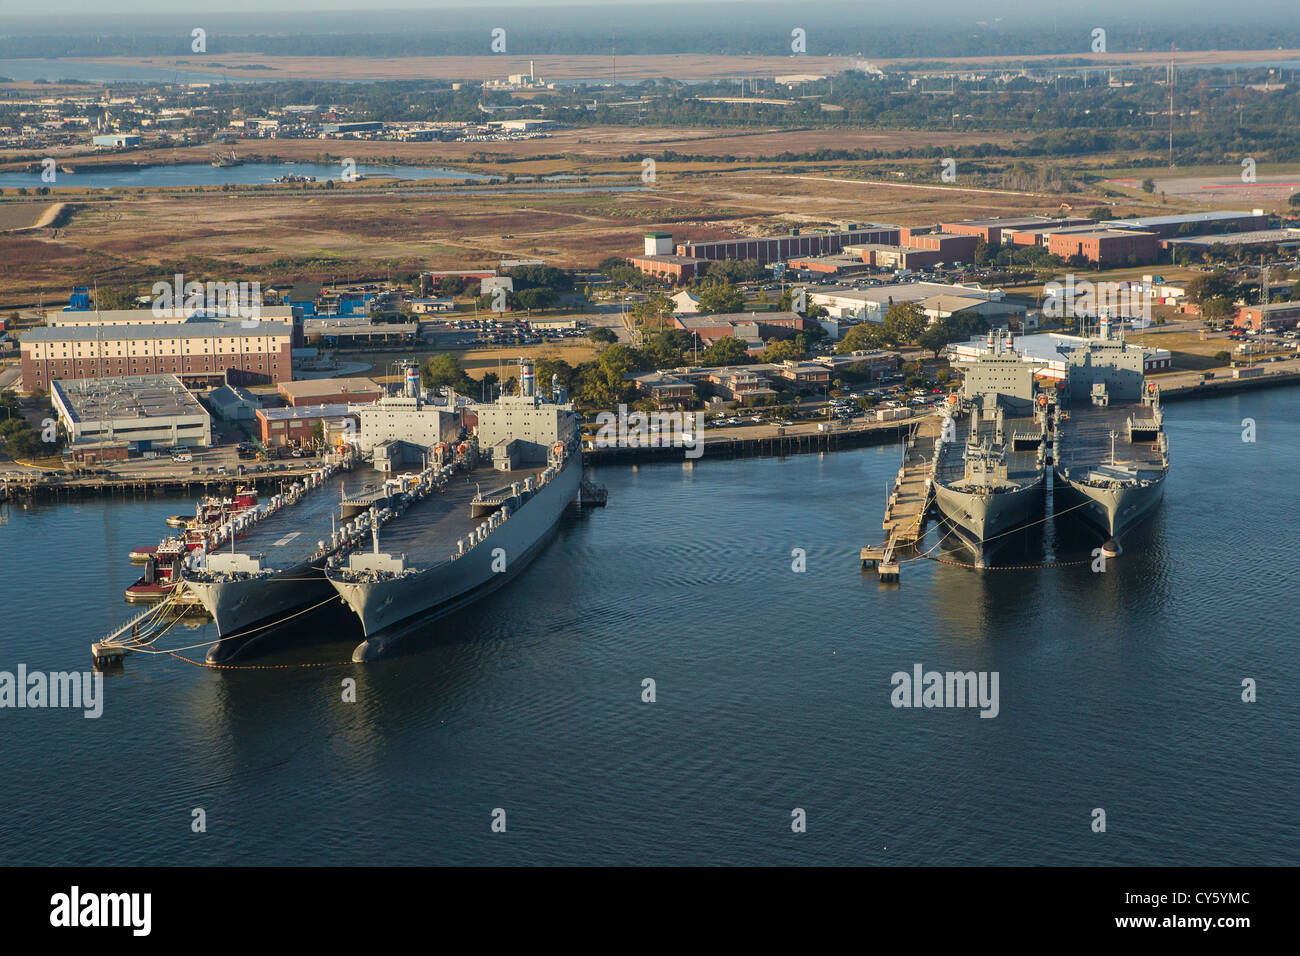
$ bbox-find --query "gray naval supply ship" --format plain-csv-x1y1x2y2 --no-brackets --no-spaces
326,359,582,661
183,364,466,662
1052,317,1170,551
931,329,1050,562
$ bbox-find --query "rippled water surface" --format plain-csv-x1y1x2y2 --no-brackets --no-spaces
1,389,1296,865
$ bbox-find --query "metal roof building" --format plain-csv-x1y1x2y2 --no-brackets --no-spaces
51,374,211,448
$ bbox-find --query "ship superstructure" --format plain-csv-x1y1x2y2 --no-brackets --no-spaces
1053,319,1170,547
932,329,1049,560
327,360,581,661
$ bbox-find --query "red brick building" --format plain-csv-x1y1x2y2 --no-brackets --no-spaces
20,320,293,391
941,216,1095,246
627,254,708,283
1046,229,1159,267
257,404,359,448
1234,302,1300,330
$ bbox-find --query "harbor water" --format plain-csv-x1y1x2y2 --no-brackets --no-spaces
0,388,1296,865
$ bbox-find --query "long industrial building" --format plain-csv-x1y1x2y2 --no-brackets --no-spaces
20,319,294,390
675,224,901,265
51,374,212,449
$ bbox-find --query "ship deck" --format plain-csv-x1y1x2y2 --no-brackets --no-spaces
1057,404,1165,474
230,471,380,568
935,412,1043,488
369,463,547,569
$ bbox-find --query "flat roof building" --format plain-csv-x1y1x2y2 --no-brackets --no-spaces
940,216,1095,245
1046,228,1160,267
51,374,211,448
278,377,383,407
46,306,296,328
1101,210,1269,239
1163,228,1300,251
21,320,293,391
809,281,1007,322
256,403,358,448
1233,301,1300,330
676,224,900,266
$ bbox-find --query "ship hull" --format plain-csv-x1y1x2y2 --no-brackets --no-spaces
933,475,1045,561
330,454,580,660
1054,469,1166,541
185,560,335,663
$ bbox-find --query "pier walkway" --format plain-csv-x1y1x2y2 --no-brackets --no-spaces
862,415,941,581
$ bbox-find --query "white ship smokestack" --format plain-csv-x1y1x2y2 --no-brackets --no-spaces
520,359,535,398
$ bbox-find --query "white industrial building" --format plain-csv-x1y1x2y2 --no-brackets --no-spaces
810,282,1012,323
948,332,1172,381
51,374,211,449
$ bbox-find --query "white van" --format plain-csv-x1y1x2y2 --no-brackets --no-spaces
174,453,193,463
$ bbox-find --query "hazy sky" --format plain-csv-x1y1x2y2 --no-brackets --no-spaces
13,0,636,11
7,0,1288,25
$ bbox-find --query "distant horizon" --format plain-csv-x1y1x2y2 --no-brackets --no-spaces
11,0,1300,23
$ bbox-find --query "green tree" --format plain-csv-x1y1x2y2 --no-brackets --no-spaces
696,281,745,314
1185,271,1236,305
882,301,927,346
700,336,752,366
1201,296,1234,325
630,292,676,330
588,327,617,345
918,323,952,359
837,322,889,352
422,353,475,393
595,344,651,399
761,338,805,363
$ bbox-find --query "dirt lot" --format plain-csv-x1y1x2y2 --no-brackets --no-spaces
0,159,1199,308
0,202,62,232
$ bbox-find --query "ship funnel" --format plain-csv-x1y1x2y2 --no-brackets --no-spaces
520,359,536,398
403,361,421,399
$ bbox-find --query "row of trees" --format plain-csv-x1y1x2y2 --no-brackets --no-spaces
837,302,989,358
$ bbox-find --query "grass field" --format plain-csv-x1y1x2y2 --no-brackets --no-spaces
0,136,1286,311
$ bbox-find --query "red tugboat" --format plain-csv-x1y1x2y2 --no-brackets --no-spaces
129,487,259,563
125,537,190,604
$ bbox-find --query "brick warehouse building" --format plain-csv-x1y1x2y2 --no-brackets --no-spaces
1046,229,1160,267
1233,302,1300,331
940,216,1096,246
627,254,709,282
257,404,358,448
674,225,901,266
20,320,293,391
